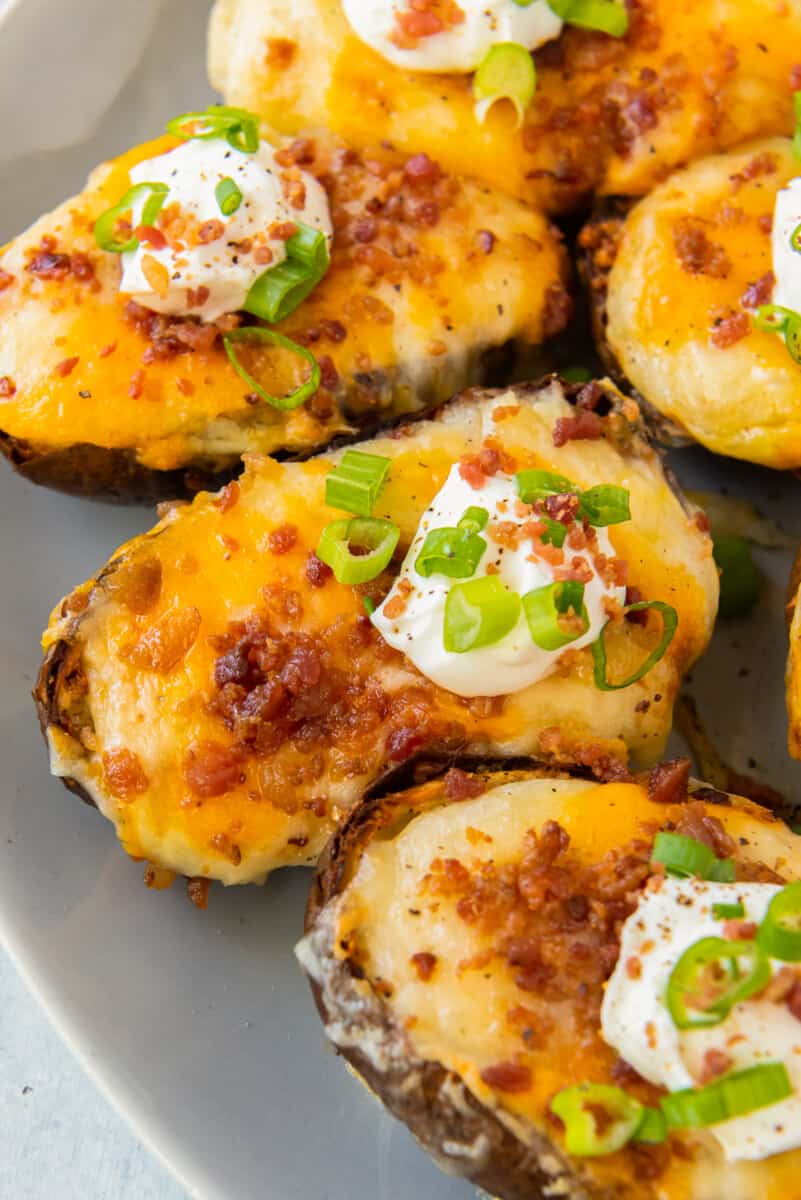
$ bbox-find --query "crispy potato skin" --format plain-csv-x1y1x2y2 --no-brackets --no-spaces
0,133,566,498
208,0,801,214
583,138,801,468
34,380,717,887
787,547,801,760
301,766,801,1200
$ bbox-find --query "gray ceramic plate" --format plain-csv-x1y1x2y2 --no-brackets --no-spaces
0,3,799,1198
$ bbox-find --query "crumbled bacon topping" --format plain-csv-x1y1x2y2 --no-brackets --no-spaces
552,409,602,448
672,217,731,279
102,748,149,799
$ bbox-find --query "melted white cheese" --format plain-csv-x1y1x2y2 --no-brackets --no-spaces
771,175,801,317
120,138,332,322
602,876,801,1162
341,0,562,72
370,465,625,697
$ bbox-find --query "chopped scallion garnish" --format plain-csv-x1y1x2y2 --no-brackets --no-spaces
167,104,260,154
651,832,733,881
550,1084,643,1156
243,222,330,325
547,0,629,36
415,507,489,580
712,534,762,619
523,580,587,651
317,517,400,585
661,1063,792,1129
592,599,677,691
756,882,801,961
443,576,521,653
666,937,770,1030
325,450,391,517
215,176,243,216
713,901,745,920
94,182,169,254
473,43,537,128
223,327,320,411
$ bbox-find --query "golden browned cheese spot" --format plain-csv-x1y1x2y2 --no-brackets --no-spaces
124,606,201,672
102,748,149,799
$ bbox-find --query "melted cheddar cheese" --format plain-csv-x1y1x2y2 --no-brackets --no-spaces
332,775,801,1198
605,137,801,469
0,132,565,473
41,382,718,887
209,0,801,213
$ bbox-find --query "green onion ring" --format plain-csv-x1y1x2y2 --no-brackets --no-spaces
223,327,320,411
592,599,678,691
756,882,801,961
94,182,169,254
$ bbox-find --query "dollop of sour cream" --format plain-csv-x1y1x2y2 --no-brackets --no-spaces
341,0,562,73
370,464,625,698
602,876,801,1162
119,138,333,322
772,176,801,316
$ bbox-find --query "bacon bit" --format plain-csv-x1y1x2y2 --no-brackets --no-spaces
410,952,437,981
317,354,339,391
198,219,225,244
403,152,443,184
143,864,175,890
723,920,758,941
210,832,242,866
480,1061,532,1093
26,248,71,279
141,254,170,298
220,534,239,556
711,308,750,349
693,511,711,534
134,224,167,250
492,404,520,423
553,557,594,584
254,245,275,266
0,376,16,398
675,801,736,859
127,369,147,401
102,748,149,800
625,956,643,980
268,523,298,555
184,740,244,798
648,758,690,805
126,606,202,673
318,318,346,343
269,220,298,242
758,213,774,235
305,552,333,588
553,409,602,448
761,966,799,1003
476,229,496,254
466,826,493,846
544,492,580,525
489,520,523,550
186,285,211,308
176,377,194,395
672,217,731,279
383,578,414,620
0,267,15,291
109,555,162,614
485,562,500,575
99,342,117,358
54,356,79,378
698,1049,733,1085
214,481,240,513
443,768,486,801
730,152,778,191
740,271,775,311
275,137,316,168
186,877,210,909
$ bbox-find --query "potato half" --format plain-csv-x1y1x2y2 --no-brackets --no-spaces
35,379,717,888
0,131,566,499
299,762,801,1200
208,0,801,214
581,137,801,468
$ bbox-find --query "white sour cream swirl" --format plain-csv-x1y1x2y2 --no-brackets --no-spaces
371,464,625,697
341,0,562,72
772,175,801,317
602,876,801,1162
120,138,333,322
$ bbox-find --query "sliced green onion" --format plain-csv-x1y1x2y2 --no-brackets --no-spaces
713,901,745,920
416,508,489,580
325,450,391,517
550,1084,643,1156
215,177,243,216
541,518,567,548
791,223,801,254
362,596,375,616
785,312,801,365
473,43,536,128
578,484,631,527
243,222,330,325
547,0,629,36
662,1063,792,1129
561,365,594,383
592,600,678,691
167,104,260,153
756,882,801,961
223,327,320,411
515,468,575,504
713,534,762,619
753,304,795,333
94,182,169,254
523,581,588,651
317,517,400,585
666,937,771,1030
651,832,720,880
443,576,521,653
633,1107,668,1145
708,857,736,883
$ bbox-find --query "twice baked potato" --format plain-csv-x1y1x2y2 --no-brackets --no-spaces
35,378,717,890
581,137,801,468
0,124,567,500
299,760,801,1199
209,0,801,214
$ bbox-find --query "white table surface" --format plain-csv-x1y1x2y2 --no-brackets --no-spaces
1,949,185,1199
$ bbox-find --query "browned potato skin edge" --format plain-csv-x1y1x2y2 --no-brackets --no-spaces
578,203,691,448
303,763,605,1200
